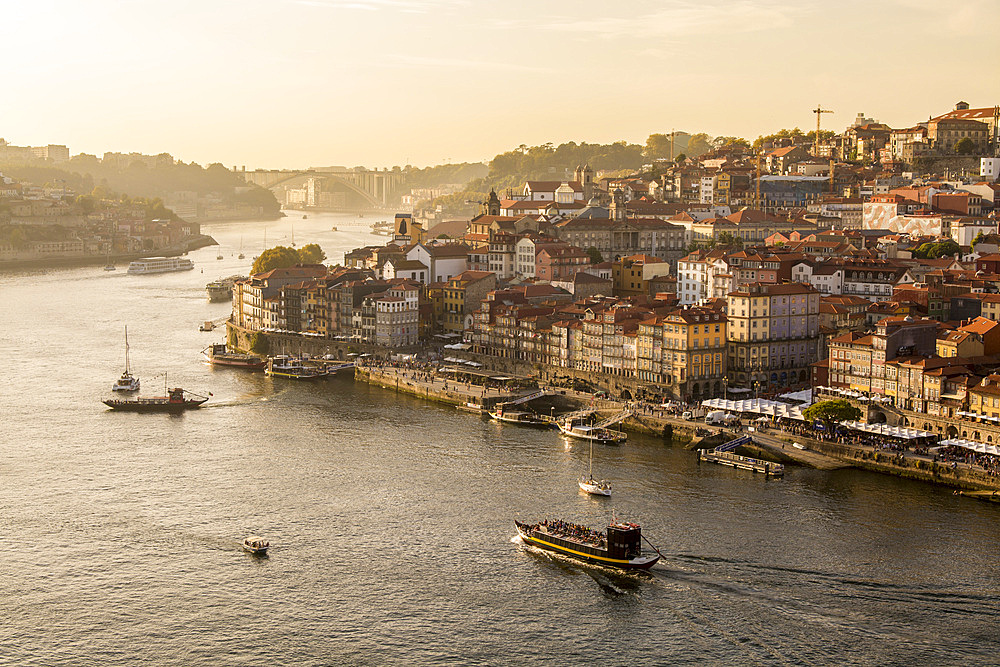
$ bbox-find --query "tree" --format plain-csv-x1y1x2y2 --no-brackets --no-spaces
955,137,976,155
913,240,959,259
644,133,673,160
252,245,301,274
297,243,326,264
585,247,604,264
687,133,712,157
716,231,744,249
973,231,987,248
802,399,861,427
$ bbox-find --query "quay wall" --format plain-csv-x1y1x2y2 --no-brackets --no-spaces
770,432,1000,491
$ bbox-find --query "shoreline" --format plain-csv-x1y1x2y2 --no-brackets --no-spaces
0,234,217,270
355,364,1000,494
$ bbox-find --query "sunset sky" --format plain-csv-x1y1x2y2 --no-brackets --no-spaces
4,0,998,169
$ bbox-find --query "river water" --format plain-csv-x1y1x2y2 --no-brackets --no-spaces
2,211,998,665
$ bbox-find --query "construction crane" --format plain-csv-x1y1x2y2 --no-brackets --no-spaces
813,105,834,157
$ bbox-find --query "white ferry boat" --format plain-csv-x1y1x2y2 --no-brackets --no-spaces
127,257,195,275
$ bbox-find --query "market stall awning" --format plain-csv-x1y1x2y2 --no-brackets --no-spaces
839,421,935,440
938,438,1000,455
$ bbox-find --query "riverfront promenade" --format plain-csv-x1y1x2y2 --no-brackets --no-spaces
355,360,1000,494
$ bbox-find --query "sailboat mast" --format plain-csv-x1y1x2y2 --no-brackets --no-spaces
589,440,594,478
124,325,130,374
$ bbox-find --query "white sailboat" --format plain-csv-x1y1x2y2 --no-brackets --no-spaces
111,326,140,392
238,236,245,260
578,440,611,496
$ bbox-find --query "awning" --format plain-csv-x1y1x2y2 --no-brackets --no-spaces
939,438,1000,456
700,398,805,421
839,421,935,440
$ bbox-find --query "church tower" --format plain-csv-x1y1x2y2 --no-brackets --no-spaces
609,187,625,222
484,188,501,216
582,164,594,200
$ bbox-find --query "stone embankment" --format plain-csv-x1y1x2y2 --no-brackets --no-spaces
0,234,217,269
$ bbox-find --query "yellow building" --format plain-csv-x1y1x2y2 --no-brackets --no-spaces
969,374,1000,418
660,306,728,401
936,330,984,358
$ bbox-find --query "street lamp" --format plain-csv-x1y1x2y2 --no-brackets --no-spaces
723,375,729,398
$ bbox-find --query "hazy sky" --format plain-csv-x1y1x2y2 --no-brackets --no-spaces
3,0,998,169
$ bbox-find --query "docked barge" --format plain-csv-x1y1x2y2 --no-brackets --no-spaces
515,518,659,570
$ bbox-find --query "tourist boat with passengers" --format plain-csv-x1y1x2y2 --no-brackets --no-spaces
265,355,329,380
488,406,552,428
243,536,269,555
556,417,627,444
112,325,140,392
103,387,209,413
515,518,659,570
127,256,195,274
203,343,266,371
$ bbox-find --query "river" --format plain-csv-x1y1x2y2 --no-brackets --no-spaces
1,211,998,665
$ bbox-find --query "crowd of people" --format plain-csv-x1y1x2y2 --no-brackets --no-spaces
533,519,606,548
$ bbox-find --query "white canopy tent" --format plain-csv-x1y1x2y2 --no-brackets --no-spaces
938,438,1000,456
700,398,805,421
839,421,935,440
777,389,814,406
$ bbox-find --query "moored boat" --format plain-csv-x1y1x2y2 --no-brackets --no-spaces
206,275,245,302
103,387,208,413
265,355,329,380
515,518,659,570
489,407,552,428
203,343,266,370
557,418,627,444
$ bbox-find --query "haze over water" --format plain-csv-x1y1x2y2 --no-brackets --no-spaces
2,212,999,664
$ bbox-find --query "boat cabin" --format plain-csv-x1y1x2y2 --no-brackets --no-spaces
606,522,642,560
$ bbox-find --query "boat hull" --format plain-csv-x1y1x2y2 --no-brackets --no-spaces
557,424,627,444
579,480,612,496
103,398,207,413
489,412,552,428
515,522,658,570
208,357,266,370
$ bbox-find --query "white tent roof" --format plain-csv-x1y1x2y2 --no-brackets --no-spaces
701,398,805,421
777,389,814,405
839,421,934,440
938,438,1000,456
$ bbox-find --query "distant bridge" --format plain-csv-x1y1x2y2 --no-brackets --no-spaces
239,168,405,208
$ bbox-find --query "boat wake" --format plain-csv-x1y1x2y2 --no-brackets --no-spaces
513,534,648,596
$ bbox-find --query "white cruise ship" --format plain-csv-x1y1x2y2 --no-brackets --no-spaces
127,257,195,275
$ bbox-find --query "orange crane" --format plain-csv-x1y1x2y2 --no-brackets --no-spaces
813,105,833,157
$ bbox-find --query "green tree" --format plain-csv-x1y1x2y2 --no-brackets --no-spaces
297,243,326,264
973,231,986,247
802,399,861,428
687,133,712,157
644,133,674,160
955,137,976,155
585,247,604,264
716,231,744,249
252,245,301,274
913,240,959,259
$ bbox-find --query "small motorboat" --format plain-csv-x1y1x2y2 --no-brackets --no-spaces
199,321,215,332
243,536,269,554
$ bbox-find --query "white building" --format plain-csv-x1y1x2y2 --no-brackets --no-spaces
982,158,1000,182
